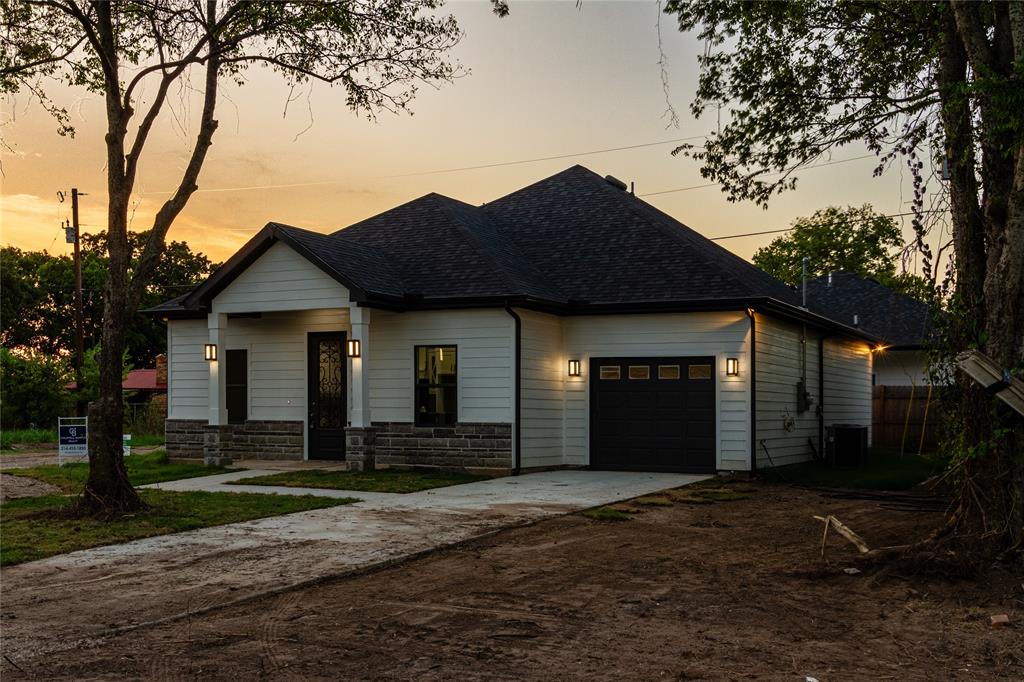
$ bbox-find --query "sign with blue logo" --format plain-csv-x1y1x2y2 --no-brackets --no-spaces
58,417,89,463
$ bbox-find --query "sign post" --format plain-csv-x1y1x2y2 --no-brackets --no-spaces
58,416,89,466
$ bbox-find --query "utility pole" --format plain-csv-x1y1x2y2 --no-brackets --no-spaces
67,188,87,416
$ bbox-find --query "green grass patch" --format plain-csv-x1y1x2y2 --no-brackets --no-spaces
6,450,230,494
1,428,56,450
126,434,165,447
228,468,489,494
0,489,356,566
581,506,633,522
758,449,947,491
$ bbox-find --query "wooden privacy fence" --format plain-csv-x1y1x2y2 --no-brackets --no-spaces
872,385,940,454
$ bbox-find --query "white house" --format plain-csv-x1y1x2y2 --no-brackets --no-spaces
152,166,878,474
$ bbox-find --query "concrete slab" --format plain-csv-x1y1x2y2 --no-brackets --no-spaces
0,469,706,658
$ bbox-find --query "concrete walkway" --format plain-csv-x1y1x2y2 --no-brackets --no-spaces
1,470,705,659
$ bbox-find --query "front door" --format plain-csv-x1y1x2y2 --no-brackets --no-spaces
307,332,347,460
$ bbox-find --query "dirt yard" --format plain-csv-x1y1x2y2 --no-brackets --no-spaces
2,482,1021,680
0,474,61,502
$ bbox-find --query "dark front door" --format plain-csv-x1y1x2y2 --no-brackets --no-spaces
307,332,347,460
589,356,716,473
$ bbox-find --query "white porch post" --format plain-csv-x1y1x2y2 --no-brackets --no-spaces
349,306,371,427
207,313,228,426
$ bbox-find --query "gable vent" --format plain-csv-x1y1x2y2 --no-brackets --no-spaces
604,175,628,191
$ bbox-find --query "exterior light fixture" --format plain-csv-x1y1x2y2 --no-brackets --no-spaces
726,357,739,376
347,339,361,358
568,359,581,377
204,343,217,362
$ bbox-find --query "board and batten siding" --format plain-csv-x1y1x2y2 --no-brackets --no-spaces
517,309,566,469
166,309,352,424
754,314,823,468
212,241,350,314
823,336,874,446
367,309,514,424
563,312,751,470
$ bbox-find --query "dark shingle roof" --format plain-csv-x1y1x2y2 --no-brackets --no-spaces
152,165,876,339
806,272,930,347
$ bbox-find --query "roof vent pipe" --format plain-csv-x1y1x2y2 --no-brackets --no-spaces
854,313,859,327
827,272,833,286
801,257,809,308
604,175,628,191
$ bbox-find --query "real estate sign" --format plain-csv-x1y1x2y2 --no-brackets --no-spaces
58,416,88,466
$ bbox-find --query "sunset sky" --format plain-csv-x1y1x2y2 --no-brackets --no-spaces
2,1,943,271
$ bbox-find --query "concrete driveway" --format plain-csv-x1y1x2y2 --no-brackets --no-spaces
1,469,705,659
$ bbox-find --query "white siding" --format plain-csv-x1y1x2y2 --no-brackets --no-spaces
563,312,751,470
167,319,209,420
212,242,350,314
518,309,565,469
823,336,873,446
874,349,927,386
754,314,822,468
367,309,514,424
225,309,351,423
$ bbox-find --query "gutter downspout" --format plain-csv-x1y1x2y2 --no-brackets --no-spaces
504,304,522,476
818,335,827,459
747,308,757,474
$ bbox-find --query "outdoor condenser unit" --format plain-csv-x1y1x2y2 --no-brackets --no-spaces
826,424,868,467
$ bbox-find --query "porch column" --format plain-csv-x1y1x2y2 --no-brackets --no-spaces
204,312,232,466
349,306,371,427
346,306,375,470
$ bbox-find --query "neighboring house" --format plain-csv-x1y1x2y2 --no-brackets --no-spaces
805,272,932,386
151,166,879,473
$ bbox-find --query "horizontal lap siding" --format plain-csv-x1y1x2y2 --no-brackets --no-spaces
824,337,873,446
564,312,750,470
212,242,350,313
518,310,565,469
168,319,209,420
368,309,513,424
755,315,821,468
227,309,351,422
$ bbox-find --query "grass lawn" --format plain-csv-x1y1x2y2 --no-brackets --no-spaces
229,468,490,494
1,429,164,450
759,448,947,490
0,490,357,566
5,450,230,493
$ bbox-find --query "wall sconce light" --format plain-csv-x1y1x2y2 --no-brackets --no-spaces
726,357,739,376
347,339,361,358
568,359,581,377
204,343,217,362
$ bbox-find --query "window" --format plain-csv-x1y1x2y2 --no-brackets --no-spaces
628,365,650,380
599,366,621,380
225,349,248,425
415,346,457,426
658,365,681,380
688,364,712,380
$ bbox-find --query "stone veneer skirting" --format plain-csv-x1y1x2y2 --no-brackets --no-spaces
371,422,513,471
165,419,304,461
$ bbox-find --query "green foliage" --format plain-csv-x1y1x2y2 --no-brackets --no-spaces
0,235,215,368
10,450,229,494
0,349,71,430
581,506,633,522
230,468,490,494
0,490,357,566
0,428,57,450
753,205,901,283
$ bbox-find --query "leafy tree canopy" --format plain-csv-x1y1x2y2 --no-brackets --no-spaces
752,204,932,300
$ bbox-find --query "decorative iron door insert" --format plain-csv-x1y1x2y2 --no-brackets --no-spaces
307,332,347,460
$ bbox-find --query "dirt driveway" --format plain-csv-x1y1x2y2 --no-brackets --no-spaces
3,482,1020,680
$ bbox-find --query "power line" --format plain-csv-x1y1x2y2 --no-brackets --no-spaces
639,154,877,198
141,135,708,195
707,210,947,241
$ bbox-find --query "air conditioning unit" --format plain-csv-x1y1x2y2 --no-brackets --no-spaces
826,424,868,467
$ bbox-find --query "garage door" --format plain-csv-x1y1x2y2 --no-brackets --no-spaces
590,356,716,473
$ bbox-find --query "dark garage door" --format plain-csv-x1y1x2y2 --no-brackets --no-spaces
590,356,716,473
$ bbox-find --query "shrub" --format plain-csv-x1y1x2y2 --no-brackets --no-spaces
0,349,72,430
